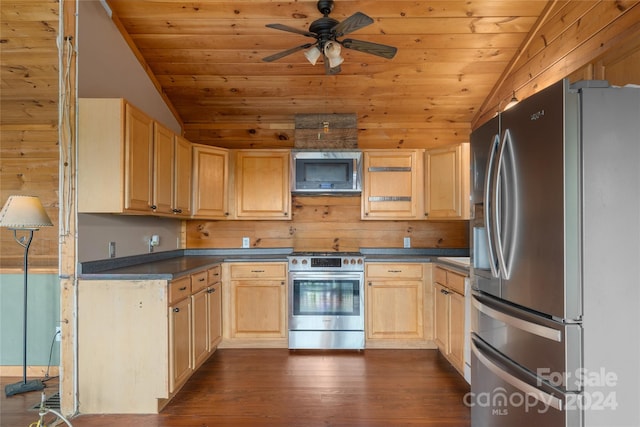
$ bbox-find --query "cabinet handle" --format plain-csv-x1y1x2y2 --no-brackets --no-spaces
173,208,182,214
281,281,285,285
198,278,205,282
284,212,288,216
251,270,265,273
388,270,402,273
173,307,180,313
179,286,187,291
440,289,451,295
150,205,157,210
368,282,372,286
207,288,216,294
225,212,229,216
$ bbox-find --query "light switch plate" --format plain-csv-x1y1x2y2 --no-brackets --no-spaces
403,237,411,248
242,237,250,248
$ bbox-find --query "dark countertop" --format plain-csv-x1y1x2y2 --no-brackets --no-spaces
78,247,470,280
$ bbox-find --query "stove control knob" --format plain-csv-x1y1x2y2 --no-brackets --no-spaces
301,259,308,265
291,259,298,265
357,258,363,265
350,259,356,264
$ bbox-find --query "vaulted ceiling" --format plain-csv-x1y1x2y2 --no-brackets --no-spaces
105,0,550,149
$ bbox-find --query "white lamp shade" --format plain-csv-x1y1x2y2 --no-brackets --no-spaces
324,41,344,68
0,195,53,229
304,46,322,65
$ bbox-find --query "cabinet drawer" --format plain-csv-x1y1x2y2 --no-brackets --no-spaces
434,266,466,295
169,276,191,305
208,265,222,284
366,263,424,279
229,263,286,279
191,271,208,293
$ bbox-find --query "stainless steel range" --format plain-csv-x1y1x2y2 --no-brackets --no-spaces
287,252,365,350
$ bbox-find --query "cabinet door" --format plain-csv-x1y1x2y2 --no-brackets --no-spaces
169,297,192,392
192,289,209,368
173,135,192,216
234,150,290,219
434,283,449,353
153,122,175,214
362,150,420,219
424,143,470,219
192,145,229,218
448,291,465,372
124,103,154,212
207,282,222,351
366,280,424,339
230,280,286,337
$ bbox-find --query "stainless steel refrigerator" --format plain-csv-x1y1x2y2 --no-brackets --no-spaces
469,79,640,427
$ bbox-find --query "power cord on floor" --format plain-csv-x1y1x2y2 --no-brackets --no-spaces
29,391,73,427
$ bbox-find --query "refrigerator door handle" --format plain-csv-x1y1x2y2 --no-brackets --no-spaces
484,133,501,278
472,296,562,342
494,128,516,280
471,338,563,411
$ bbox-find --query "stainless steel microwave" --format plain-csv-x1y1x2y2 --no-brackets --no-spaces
291,150,362,194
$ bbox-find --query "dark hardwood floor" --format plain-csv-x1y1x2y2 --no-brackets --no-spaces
1,349,471,427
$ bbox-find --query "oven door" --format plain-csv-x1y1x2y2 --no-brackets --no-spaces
289,272,364,331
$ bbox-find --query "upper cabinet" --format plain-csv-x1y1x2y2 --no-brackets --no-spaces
424,143,470,220
192,144,229,219
79,98,153,214
234,150,291,220
79,98,191,217
361,150,421,219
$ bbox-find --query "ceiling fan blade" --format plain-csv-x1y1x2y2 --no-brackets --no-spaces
331,12,373,37
262,43,314,62
341,38,398,59
265,23,317,38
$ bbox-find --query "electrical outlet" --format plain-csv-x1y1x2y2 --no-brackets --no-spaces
403,237,411,248
242,237,250,248
55,326,61,342
109,241,116,258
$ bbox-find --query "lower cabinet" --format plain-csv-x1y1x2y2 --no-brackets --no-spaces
77,263,222,414
433,265,467,374
365,262,434,348
222,262,287,347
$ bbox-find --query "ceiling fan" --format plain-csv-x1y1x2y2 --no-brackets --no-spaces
262,0,398,75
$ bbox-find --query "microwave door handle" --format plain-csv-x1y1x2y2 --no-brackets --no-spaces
484,133,500,278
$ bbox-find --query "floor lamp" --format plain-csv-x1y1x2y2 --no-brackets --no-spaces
0,195,53,397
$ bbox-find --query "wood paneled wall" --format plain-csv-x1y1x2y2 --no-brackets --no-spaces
187,196,469,252
0,0,60,269
473,0,640,128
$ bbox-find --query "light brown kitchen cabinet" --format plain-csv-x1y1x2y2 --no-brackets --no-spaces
192,144,229,218
77,263,221,414
168,278,192,393
78,98,191,217
361,150,422,219
223,262,287,347
152,125,192,217
234,150,291,219
79,98,155,214
153,122,175,214
207,265,223,350
365,263,434,349
173,135,193,216
190,271,209,369
424,143,470,219
433,265,467,374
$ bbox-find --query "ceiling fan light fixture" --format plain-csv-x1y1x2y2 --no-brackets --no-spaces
324,41,344,68
304,46,322,65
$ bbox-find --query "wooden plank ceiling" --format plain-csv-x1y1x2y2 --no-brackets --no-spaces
106,0,549,149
